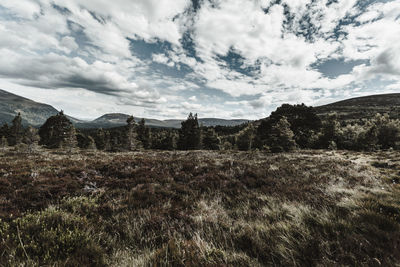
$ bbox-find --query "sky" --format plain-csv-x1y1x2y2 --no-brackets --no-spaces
0,0,399,120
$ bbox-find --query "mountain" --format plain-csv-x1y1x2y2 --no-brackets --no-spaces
0,89,60,126
0,89,83,126
76,113,250,128
0,89,249,128
315,93,400,121
2,89,399,128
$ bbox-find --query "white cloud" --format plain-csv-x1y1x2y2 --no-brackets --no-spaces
0,0,41,19
0,0,399,120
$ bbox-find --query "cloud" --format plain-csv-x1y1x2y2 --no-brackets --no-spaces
0,0,399,120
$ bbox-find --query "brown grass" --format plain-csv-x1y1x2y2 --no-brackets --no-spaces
0,148,399,266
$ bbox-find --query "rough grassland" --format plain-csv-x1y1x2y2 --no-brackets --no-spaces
0,149,399,266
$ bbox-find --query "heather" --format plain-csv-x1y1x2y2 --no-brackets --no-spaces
1,149,399,266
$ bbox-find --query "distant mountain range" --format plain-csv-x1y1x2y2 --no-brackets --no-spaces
0,89,249,128
2,89,400,128
74,113,249,129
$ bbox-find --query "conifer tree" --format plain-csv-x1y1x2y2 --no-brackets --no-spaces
319,113,342,149
95,128,106,150
39,111,76,149
236,124,255,151
104,130,111,151
137,118,151,149
125,116,142,151
268,116,297,152
10,113,24,146
202,128,220,150
178,113,201,150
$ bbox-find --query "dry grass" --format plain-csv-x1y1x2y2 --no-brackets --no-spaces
0,148,399,266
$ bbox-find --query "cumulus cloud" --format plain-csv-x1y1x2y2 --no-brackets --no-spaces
0,0,399,119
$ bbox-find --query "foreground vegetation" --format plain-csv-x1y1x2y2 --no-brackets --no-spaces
0,148,399,266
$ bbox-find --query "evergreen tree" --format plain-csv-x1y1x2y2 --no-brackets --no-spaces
95,128,107,150
255,104,321,148
236,124,255,151
202,128,220,150
360,124,379,151
319,113,342,149
178,113,201,150
104,130,111,151
125,116,142,151
151,131,176,150
39,111,77,149
268,117,297,152
23,126,40,154
10,113,24,146
137,118,151,149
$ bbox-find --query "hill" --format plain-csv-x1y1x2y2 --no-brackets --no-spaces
315,93,400,121
75,113,249,129
0,89,83,126
0,89,249,128
0,89,60,126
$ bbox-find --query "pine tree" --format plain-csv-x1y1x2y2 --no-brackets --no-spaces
23,126,40,154
236,124,255,151
125,116,142,151
255,104,321,149
137,118,151,149
39,111,76,149
95,128,106,150
178,113,201,150
10,113,24,146
360,124,379,151
104,130,111,151
319,113,342,149
268,117,297,152
202,128,220,150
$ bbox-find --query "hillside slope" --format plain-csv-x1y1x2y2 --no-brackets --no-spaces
0,89,83,126
315,93,400,121
0,89,60,126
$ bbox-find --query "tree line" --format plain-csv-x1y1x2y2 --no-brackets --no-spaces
1,104,400,153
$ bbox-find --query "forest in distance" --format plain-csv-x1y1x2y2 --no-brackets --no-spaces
2,102,400,154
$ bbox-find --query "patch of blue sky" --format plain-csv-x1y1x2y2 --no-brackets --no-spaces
312,58,368,78
216,49,261,77
129,38,173,61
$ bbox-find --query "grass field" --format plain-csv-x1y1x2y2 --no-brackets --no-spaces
0,149,399,266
